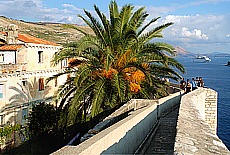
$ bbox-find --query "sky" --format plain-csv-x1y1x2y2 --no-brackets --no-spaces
0,0,230,54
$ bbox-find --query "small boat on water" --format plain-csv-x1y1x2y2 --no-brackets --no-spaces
193,55,211,63
225,61,230,66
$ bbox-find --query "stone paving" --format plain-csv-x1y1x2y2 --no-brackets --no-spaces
144,106,179,154
142,89,230,155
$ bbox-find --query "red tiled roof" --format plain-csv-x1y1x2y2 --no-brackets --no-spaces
1,32,7,36
0,45,23,51
18,34,59,46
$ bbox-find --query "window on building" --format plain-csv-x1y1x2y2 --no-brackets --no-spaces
55,78,58,87
22,108,28,120
38,51,43,63
0,84,4,99
38,78,44,91
22,80,27,86
0,115,4,126
62,59,68,68
0,54,4,63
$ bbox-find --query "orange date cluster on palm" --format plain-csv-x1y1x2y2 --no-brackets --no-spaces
102,68,118,79
124,68,145,93
96,67,146,93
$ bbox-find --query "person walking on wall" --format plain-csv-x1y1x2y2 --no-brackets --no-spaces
191,78,197,90
199,77,204,87
180,78,186,91
185,79,191,93
195,77,199,86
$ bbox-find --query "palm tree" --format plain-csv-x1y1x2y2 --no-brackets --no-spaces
49,1,184,123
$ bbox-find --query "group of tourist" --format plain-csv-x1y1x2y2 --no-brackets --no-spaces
180,77,204,94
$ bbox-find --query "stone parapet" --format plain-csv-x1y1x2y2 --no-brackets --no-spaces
205,89,218,133
174,88,229,154
187,88,217,133
51,91,182,155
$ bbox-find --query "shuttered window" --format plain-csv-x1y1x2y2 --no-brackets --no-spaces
38,78,44,91
0,54,4,63
38,51,43,63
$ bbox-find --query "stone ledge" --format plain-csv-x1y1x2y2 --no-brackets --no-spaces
174,88,230,155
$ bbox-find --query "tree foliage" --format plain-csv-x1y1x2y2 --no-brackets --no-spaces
48,1,185,124
28,102,57,137
0,124,21,145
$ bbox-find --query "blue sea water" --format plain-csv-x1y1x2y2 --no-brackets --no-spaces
176,56,230,149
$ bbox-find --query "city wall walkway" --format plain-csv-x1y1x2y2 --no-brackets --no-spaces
52,88,229,155
140,106,179,154
141,88,229,155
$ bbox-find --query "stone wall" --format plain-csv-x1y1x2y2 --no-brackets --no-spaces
187,88,217,133
51,87,229,155
204,89,218,133
51,91,182,155
174,88,229,154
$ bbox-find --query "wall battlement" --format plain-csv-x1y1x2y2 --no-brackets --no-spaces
204,89,218,133
188,88,217,133
174,88,229,154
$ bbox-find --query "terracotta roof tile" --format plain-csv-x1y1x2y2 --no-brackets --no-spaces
1,32,7,36
0,45,23,51
18,34,59,46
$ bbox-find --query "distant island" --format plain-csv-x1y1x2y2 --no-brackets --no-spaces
209,52,230,57
175,46,230,58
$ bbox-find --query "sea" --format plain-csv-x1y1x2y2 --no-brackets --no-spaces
176,56,230,149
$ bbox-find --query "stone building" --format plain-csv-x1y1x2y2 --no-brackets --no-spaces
0,24,67,127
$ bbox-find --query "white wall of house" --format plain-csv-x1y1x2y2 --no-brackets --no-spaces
0,42,66,126
21,43,62,72
0,51,16,64
0,71,67,126
0,25,67,127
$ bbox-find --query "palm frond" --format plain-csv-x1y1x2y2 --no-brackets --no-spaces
67,81,95,119
167,57,185,73
154,42,176,56
129,7,147,31
94,5,114,49
76,35,101,51
46,68,77,84
139,22,173,45
74,65,93,87
91,78,106,117
113,4,133,38
51,47,78,66
109,0,119,27
81,9,107,46
112,73,127,103
138,17,161,36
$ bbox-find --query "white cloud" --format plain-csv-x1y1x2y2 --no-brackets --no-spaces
161,14,227,41
62,3,82,11
153,14,230,53
137,0,230,53
181,27,208,40
0,0,84,23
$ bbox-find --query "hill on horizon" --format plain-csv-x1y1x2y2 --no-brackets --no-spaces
174,46,195,57
0,16,93,44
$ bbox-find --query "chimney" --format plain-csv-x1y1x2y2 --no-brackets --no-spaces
6,24,18,44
